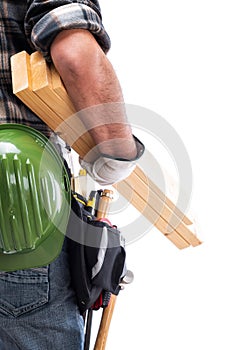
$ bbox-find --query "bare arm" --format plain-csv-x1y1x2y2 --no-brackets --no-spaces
50,29,137,160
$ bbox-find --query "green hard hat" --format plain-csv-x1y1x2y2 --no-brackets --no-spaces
0,124,71,271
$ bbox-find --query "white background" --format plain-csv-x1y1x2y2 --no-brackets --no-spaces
88,1,233,349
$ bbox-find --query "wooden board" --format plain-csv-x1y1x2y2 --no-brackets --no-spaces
11,51,95,157
10,51,202,249
123,170,200,245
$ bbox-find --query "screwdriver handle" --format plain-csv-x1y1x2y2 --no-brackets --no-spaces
96,189,114,219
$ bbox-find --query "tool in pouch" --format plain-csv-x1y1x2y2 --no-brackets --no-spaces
66,187,132,350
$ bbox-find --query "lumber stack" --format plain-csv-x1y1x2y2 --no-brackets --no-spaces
10,51,202,249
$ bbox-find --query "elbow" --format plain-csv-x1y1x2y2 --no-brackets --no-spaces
50,29,105,83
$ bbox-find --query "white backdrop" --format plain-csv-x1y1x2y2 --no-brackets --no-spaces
88,1,233,349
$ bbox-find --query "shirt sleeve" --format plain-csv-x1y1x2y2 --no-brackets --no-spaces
24,0,111,61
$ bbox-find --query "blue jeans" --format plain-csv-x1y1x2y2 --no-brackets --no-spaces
0,238,84,350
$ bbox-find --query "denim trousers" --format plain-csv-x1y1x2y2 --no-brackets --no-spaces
0,238,84,350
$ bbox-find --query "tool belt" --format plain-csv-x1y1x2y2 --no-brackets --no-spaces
66,192,126,315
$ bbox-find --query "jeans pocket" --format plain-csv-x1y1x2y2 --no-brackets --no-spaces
0,267,49,317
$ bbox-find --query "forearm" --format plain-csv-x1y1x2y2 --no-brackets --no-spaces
50,29,137,160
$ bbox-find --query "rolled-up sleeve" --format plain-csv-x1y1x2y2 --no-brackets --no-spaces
25,0,111,61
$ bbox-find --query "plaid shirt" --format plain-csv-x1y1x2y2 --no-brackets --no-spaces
0,0,110,136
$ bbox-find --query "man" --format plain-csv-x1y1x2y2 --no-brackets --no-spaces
0,1,143,349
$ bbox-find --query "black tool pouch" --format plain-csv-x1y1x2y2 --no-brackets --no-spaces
66,193,126,315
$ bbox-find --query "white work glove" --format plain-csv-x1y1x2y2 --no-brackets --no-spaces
80,136,144,186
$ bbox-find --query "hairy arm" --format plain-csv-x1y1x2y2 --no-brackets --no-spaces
50,29,137,161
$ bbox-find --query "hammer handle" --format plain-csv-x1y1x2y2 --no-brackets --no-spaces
94,189,116,350
94,295,117,350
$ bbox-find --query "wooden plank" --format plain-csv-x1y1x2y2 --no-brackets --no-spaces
30,52,95,157
11,51,95,157
11,51,201,249
114,179,190,249
30,52,76,118
11,51,68,133
122,170,201,247
50,64,77,113
134,165,193,225
11,51,31,93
